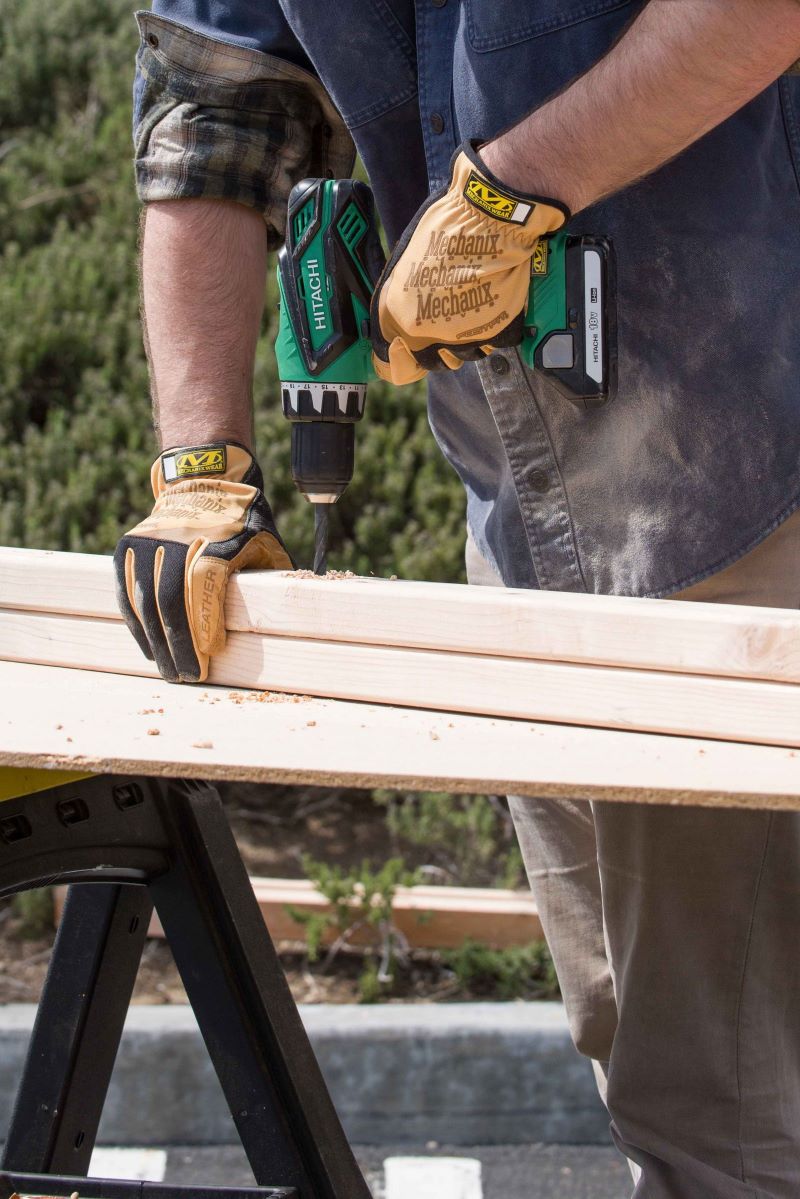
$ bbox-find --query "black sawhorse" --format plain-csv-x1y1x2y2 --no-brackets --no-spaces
0,771,371,1199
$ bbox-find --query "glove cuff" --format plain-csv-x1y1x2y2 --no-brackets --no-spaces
152,441,260,495
454,139,571,232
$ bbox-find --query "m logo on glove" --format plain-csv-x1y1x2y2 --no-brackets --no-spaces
164,445,228,480
463,172,532,224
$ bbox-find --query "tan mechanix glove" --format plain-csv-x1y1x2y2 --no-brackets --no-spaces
371,141,570,385
114,442,293,683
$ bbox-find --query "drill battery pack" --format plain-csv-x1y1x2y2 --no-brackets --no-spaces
522,232,617,410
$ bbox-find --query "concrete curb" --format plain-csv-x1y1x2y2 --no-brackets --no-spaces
0,1003,607,1146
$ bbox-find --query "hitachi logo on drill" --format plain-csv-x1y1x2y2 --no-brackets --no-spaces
306,259,327,332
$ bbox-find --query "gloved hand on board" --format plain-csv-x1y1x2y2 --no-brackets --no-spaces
114,442,293,683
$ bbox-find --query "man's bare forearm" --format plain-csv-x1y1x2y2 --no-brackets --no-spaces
481,0,800,213
141,198,267,450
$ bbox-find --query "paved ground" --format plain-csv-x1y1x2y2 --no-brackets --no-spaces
92,1143,632,1198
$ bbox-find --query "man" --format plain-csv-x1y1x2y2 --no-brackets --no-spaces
116,2,800,1193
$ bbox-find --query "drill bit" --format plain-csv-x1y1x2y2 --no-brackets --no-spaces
313,504,329,576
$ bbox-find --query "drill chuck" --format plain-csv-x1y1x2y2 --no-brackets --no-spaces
290,421,355,504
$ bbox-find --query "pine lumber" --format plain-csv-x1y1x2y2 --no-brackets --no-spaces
2,546,800,683
2,661,800,809
2,606,800,748
54,878,544,949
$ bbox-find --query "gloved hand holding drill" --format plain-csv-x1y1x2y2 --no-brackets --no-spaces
114,442,292,684
370,141,569,385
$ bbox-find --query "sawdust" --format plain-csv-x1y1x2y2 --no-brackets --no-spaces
192,739,214,749
285,569,358,581
146,728,160,736
226,690,312,705
283,569,401,581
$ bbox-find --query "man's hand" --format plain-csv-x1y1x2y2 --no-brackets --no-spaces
114,442,292,683
370,142,569,386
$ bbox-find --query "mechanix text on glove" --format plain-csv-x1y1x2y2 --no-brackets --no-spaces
371,141,570,385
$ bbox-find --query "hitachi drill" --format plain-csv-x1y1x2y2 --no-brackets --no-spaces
276,177,616,574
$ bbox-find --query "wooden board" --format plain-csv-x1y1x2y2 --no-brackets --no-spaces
54,878,544,949
2,660,800,809
2,607,800,748
3,546,800,683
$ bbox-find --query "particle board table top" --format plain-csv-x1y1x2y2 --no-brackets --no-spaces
2,660,799,809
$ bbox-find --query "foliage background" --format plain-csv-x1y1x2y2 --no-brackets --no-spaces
0,0,468,579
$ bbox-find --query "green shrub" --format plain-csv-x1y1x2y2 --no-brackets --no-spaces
443,938,559,1001
287,854,419,1002
12,888,54,939
0,0,467,580
379,791,524,889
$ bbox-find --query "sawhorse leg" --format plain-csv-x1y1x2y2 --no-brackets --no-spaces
150,779,370,1199
1,883,153,1174
0,773,370,1199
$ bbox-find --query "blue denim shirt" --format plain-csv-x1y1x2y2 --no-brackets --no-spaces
141,0,800,597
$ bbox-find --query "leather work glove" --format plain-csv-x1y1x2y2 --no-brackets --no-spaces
371,141,570,385
114,442,293,683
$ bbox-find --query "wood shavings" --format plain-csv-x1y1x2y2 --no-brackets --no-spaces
192,739,214,749
147,728,160,736
227,690,311,705
284,569,358,581
306,720,317,728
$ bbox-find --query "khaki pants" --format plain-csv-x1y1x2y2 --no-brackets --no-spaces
466,509,800,1198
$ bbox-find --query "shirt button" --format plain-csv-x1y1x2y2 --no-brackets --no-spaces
147,33,159,47
491,354,509,375
430,113,445,135
530,469,550,493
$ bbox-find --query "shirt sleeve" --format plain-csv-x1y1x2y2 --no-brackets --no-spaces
132,9,355,247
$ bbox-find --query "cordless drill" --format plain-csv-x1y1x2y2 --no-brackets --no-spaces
275,178,385,574
276,178,616,574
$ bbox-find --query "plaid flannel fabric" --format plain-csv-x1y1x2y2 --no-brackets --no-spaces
133,12,354,246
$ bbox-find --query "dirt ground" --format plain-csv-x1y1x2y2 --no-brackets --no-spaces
0,914,469,1006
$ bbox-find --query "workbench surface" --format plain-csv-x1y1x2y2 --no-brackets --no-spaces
2,660,799,809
